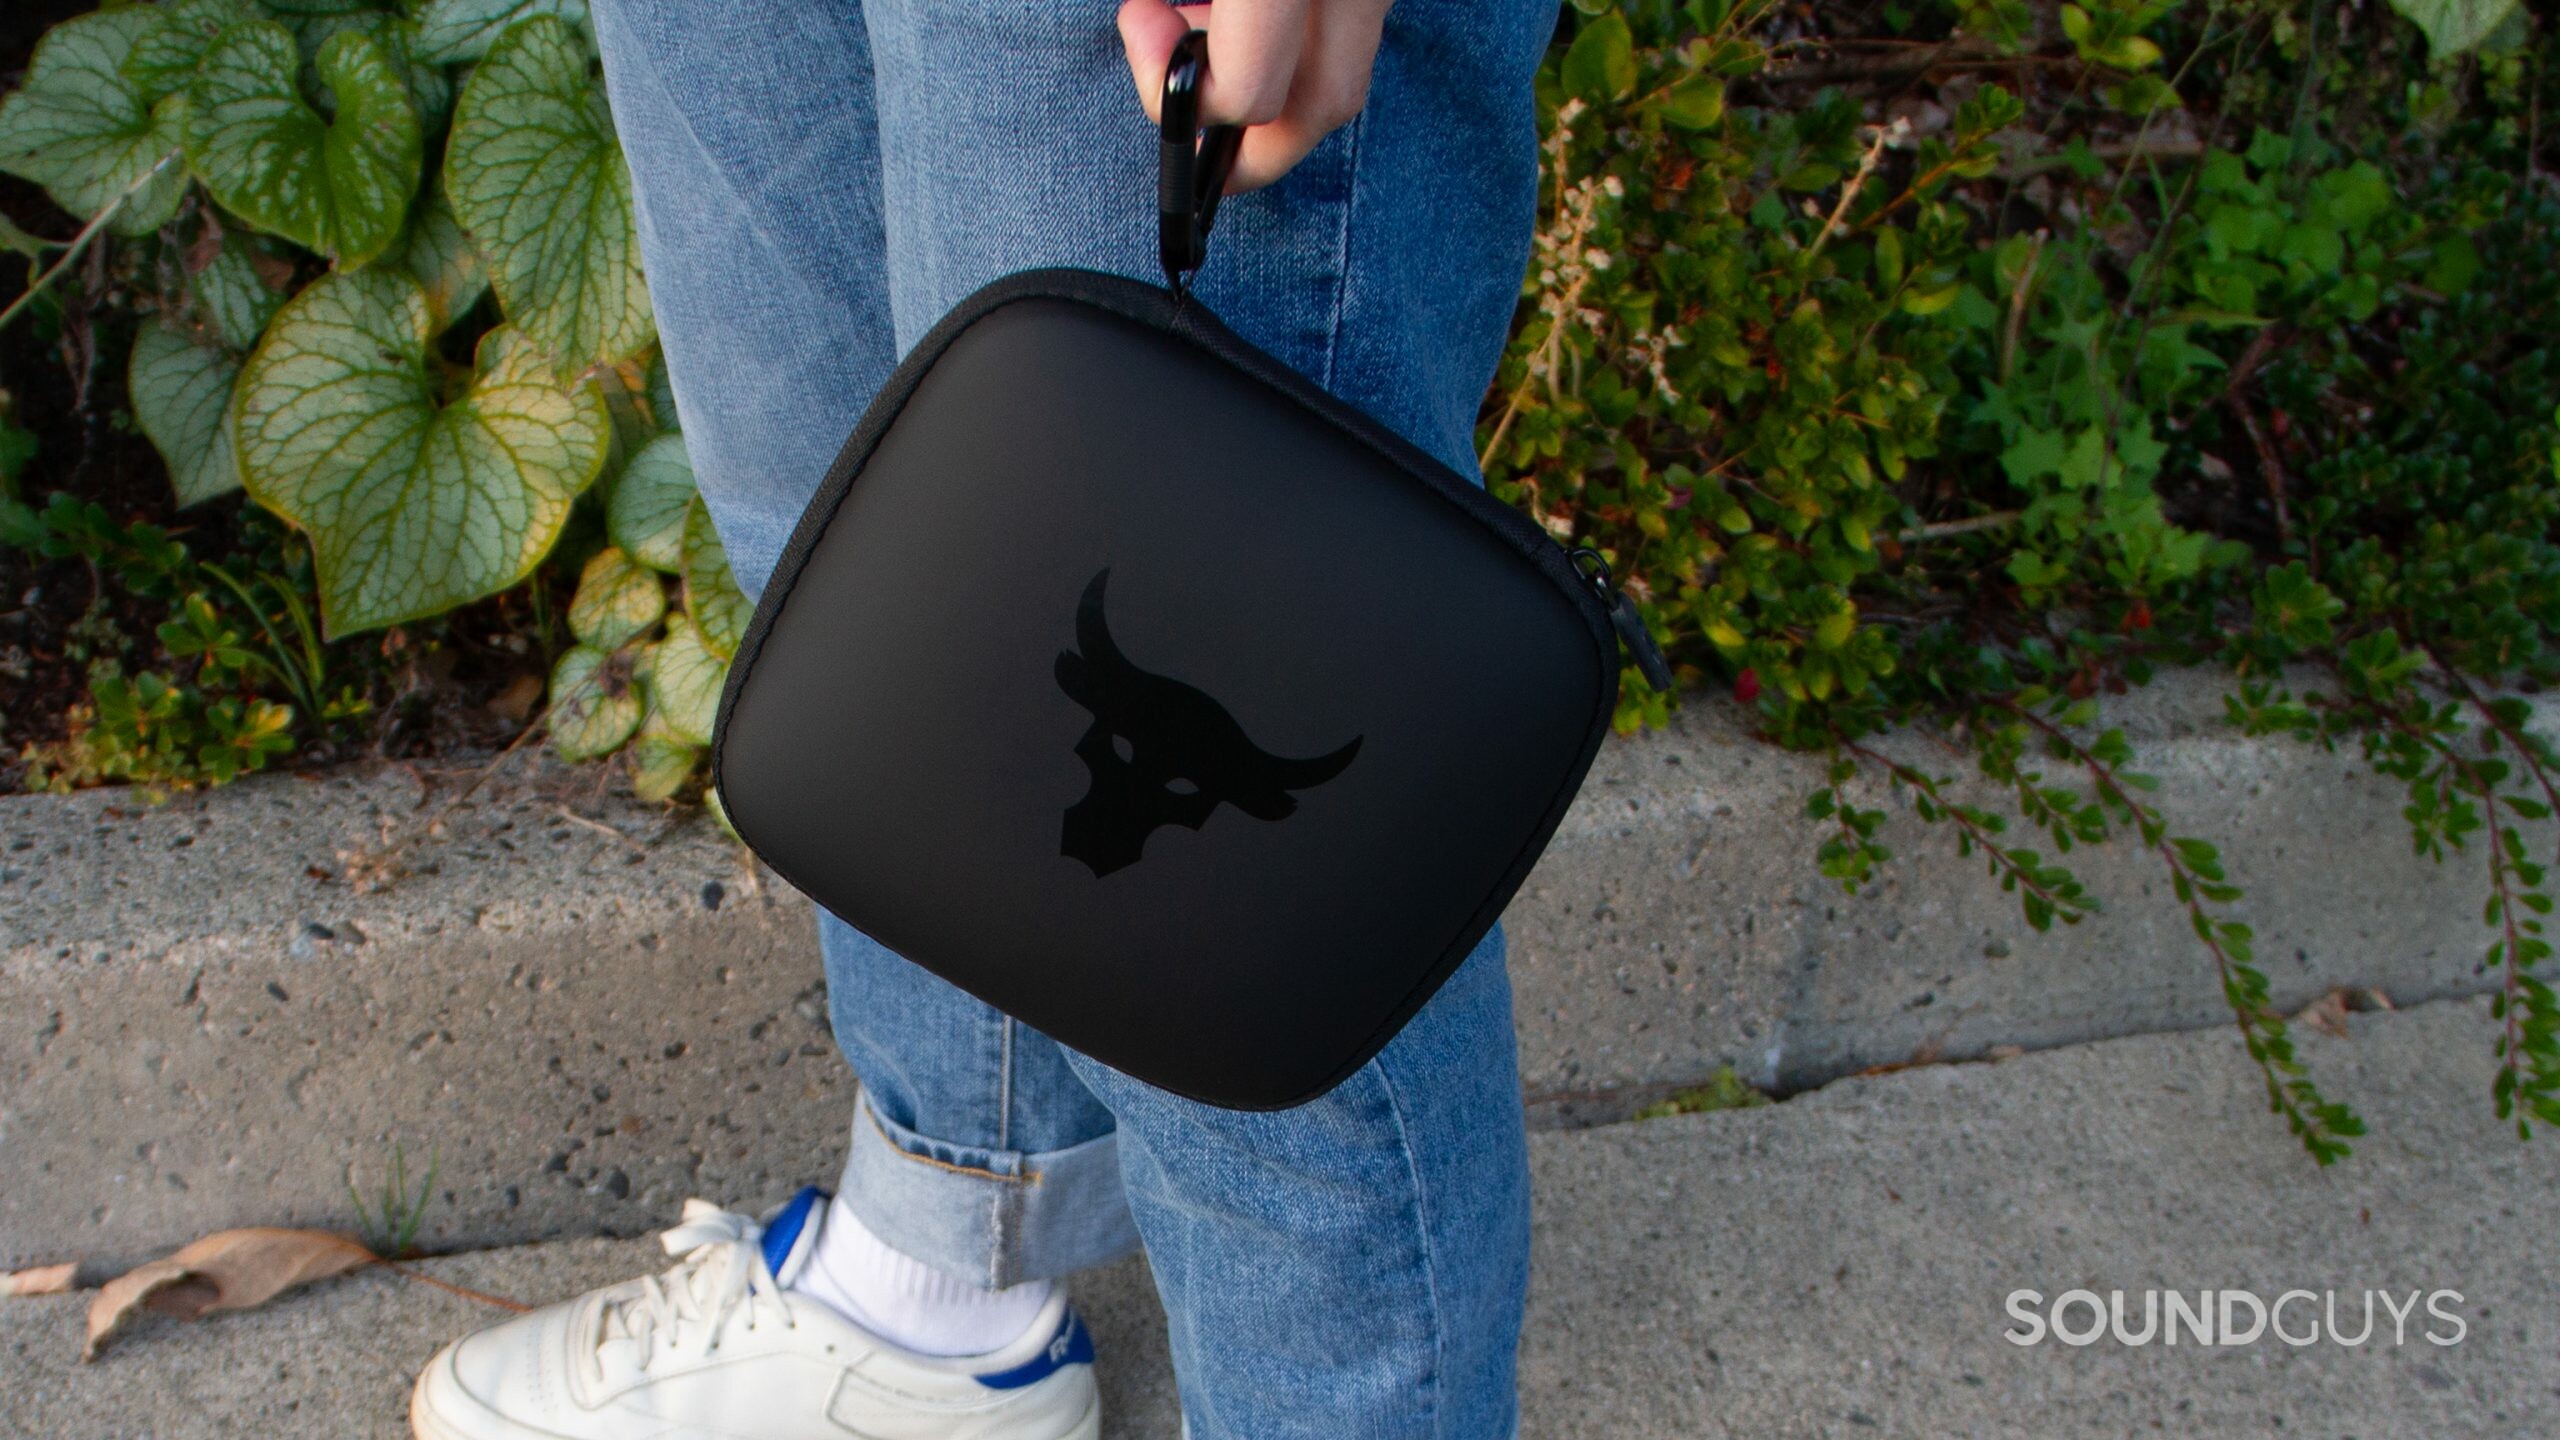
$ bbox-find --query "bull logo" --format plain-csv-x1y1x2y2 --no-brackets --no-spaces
1054,568,1361,877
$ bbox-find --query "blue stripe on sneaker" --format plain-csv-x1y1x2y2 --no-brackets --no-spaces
975,1312,1093,1390
759,1186,829,1278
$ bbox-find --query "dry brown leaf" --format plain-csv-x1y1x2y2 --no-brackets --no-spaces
2,1263,77,1298
83,1228,374,1361
2296,989,2353,1040
487,673,544,726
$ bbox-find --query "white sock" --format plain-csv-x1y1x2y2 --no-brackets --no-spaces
789,1194,1055,1358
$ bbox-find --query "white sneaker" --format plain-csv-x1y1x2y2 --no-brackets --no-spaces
410,1193,1100,1440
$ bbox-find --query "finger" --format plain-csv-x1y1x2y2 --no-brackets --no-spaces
1199,0,1311,128
1226,120,1323,193
1226,0,1388,192
1124,2,1299,126
1114,0,1194,124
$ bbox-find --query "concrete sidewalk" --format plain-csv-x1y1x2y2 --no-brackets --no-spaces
11,671,2551,1271
6,996,2549,1438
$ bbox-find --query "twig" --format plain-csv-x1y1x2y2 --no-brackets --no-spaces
424,709,549,829
2424,647,2560,843
2419,649,2560,1115
2226,397,2292,548
1999,232,2046,383
1805,120,1908,265
2360,691,2539,1116
0,149,180,334
1998,138,2206,178
2216,322,2294,406
1839,736,2085,918
1892,509,2022,543
1996,701,2265,1052
335,713,550,892
1763,37,2013,85
2216,321,2297,545
553,803,647,852
371,1260,532,1315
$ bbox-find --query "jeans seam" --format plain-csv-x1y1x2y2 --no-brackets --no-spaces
607,16,874,326
996,1016,1016,1153
1316,105,1368,393
1372,1058,1446,1437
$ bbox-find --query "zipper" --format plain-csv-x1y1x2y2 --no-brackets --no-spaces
1569,548,1675,692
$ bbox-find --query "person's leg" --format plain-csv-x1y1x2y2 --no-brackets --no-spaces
415,12,1126,1435
857,0,1558,1434
1076,935,1531,1440
586,0,1140,1308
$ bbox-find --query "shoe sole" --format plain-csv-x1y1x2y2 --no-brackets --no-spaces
409,1339,1104,1440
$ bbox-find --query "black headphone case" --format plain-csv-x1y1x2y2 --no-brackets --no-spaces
713,267,1619,1109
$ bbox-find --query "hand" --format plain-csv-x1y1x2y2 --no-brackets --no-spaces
1116,0,1395,193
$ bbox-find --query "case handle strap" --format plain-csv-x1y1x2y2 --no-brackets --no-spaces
1159,29,1244,295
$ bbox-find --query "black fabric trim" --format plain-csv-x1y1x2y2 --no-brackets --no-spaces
713,266,1619,1109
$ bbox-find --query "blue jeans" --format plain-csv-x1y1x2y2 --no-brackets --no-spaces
590,3,1555,1435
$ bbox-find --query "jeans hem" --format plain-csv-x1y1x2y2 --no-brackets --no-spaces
835,1092,1141,1287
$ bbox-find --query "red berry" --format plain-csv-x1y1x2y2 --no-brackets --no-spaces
1735,668,1761,703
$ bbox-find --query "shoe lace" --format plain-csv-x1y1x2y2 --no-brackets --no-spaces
588,1199,795,1379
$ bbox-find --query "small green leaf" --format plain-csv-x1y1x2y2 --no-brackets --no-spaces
682,499,751,659
1813,607,1858,650
2425,232,2481,295
703,783,741,841
549,643,641,760
1562,13,1637,103
0,10,190,237
2096,34,2162,69
184,21,421,266
129,320,242,507
414,0,590,65
569,545,665,650
292,13,453,134
447,16,654,373
626,721,699,802
610,433,696,572
2385,0,2523,56
646,611,725,747
644,350,679,434
234,270,610,636
1653,74,1725,129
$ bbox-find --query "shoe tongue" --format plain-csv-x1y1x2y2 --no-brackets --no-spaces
759,1186,830,1286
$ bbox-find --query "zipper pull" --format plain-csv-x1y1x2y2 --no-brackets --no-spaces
1610,590,1676,693
1571,549,1676,693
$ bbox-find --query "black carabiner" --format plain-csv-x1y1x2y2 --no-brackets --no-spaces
1159,29,1243,294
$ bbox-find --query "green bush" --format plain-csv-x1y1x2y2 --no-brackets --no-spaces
2,0,2554,1154
1495,0,2554,1154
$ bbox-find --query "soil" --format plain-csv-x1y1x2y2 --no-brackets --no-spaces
2,0,175,768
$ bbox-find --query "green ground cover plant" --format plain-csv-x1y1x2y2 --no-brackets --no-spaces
0,0,2553,1157
1494,0,2555,1155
